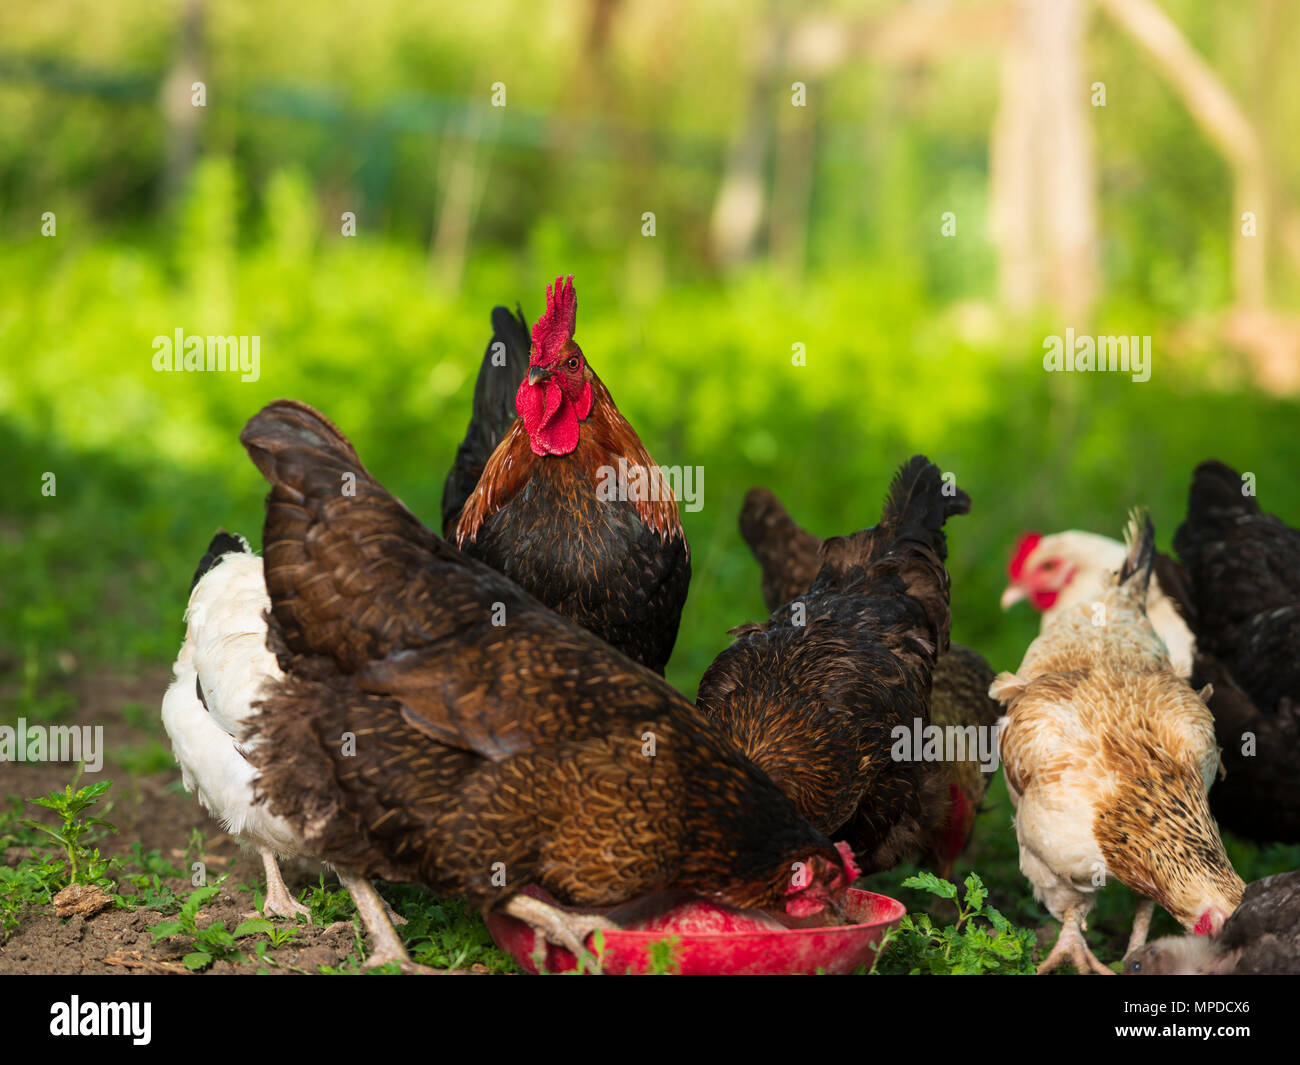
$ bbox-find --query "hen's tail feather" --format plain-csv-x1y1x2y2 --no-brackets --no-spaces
242,400,445,669
241,399,368,493
1119,508,1156,600
879,455,972,538
814,456,968,655
189,529,252,593
1173,459,1258,567
738,487,824,610
1187,460,1258,521
819,456,968,578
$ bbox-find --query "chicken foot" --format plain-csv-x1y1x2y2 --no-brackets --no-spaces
1037,906,1113,975
256,847,313,922
336,868,438,975
1126,898,1156,956
500,893,620,970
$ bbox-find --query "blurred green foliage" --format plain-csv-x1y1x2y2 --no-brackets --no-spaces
3,154,1298,710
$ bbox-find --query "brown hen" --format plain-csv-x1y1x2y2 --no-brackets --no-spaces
240,399,854,969
699,457,969,874
736,483,1001,877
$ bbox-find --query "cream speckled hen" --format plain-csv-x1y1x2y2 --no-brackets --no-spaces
992,511,1244,975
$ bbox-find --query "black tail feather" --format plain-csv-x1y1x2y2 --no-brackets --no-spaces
441,304,532,533
189,529,251,593
879,455,972,544
1187,460,1258,520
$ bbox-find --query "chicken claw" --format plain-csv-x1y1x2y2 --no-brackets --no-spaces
500,893,619,969
257,848,313,922
336,868,440,975
1037,907,1113,975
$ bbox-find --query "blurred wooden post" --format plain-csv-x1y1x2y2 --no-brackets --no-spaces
160,0,205,207
990,7,1038,314
770,84,815,283
1095,0,1268,308
709,20,781,269
430,108,498,293
991,0,1098,322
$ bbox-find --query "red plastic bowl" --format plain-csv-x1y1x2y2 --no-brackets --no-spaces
487,888,905,975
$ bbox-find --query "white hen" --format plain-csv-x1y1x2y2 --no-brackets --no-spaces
1000,529,1195,678
160,532,311,920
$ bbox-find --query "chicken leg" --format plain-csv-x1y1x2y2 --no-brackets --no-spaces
336,868,437,975
1126,898,1156,956
258,848,313,922
500,893,620,970
1037,906,1113,975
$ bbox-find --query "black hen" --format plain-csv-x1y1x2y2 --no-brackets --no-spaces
1173,460,1300,711
1159,460,1300,844
1125,870,1300,974
697,457,970,873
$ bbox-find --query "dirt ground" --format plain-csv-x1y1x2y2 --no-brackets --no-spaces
0,668,391,975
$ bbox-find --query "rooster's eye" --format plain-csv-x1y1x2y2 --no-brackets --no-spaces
566,355,580,372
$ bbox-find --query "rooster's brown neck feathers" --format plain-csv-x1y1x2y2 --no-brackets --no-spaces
455,373,686,552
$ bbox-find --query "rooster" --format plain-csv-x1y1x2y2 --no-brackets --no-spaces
1124,870,1300,974
697,458,969,873
1001,529,1195,677
993,511,1245,975
735,483,1001,878
240,399,856,970
447,279,690,675
1157,460,1300,844
159,532,311,921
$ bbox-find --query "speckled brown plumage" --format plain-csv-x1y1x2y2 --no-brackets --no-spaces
1160,460,1300,844
239,399,851,921
447,305,689,675
735,481,999,874
738,486,824,612
698,457,969,873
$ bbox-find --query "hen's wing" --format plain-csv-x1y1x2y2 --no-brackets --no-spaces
441,305,531,536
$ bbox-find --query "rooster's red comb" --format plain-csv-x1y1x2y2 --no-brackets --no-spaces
1008,532,1042,580
531,275,577,363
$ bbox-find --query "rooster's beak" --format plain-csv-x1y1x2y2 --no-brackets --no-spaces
527,366,553,386
1000,584,1027,610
